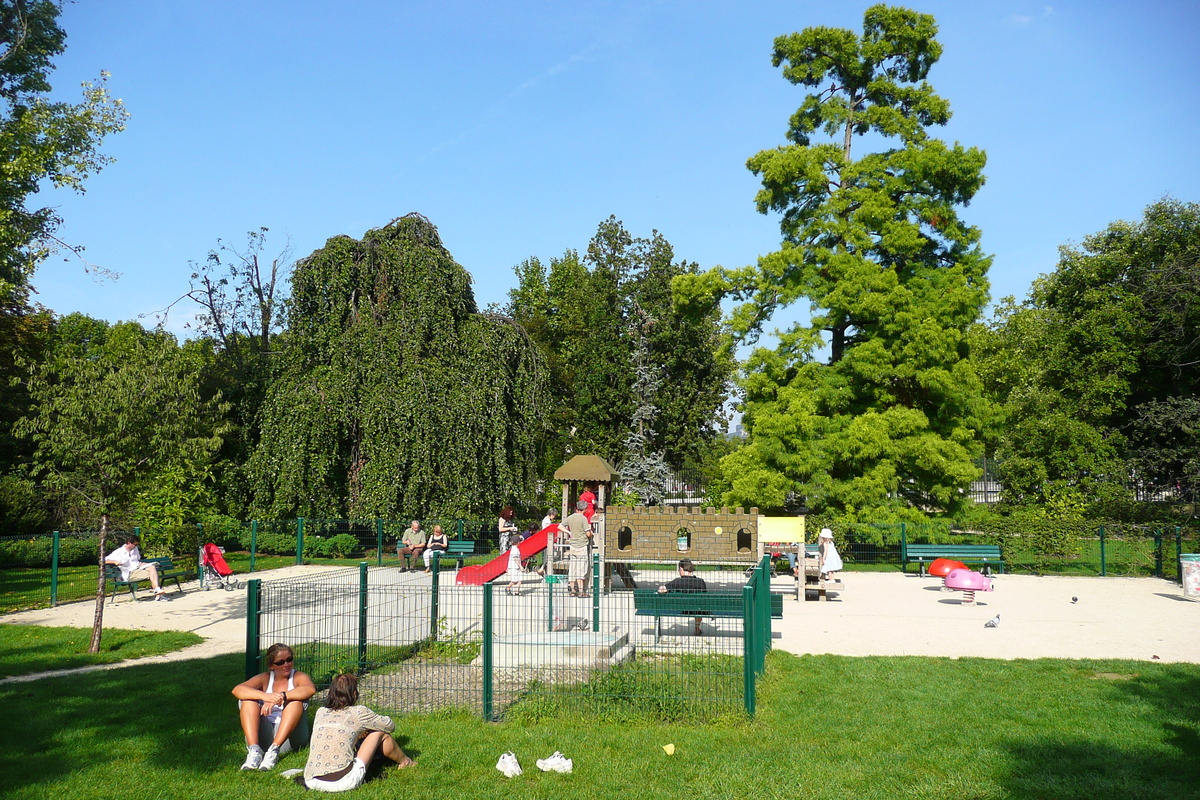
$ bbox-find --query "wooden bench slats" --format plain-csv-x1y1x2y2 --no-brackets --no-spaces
901,544,1004,575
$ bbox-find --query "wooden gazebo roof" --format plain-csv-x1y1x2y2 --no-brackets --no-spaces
553,454,621,482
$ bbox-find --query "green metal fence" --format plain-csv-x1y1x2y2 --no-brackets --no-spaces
5,517,1198,613
245,555,776,720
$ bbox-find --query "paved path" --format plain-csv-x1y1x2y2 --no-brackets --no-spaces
3,566,1197,684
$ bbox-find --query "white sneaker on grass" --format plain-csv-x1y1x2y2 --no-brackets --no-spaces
241,745,263,770
259,744,280,770
496,751,522,777
536,751,572,773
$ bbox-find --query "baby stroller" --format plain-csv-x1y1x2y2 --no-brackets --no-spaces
201,542,244,591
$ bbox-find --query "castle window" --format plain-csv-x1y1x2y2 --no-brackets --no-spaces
736,527,752,553
676,527,691,552
617,525,633,551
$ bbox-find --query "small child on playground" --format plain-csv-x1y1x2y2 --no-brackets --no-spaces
818,528,843,582
505,530,525,595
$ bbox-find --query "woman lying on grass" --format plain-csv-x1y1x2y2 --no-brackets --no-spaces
232,642,316,770
302,672,415,792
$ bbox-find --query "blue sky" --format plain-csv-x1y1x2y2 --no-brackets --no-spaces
31,1,1200,338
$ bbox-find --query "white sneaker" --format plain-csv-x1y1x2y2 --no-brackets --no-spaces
259,744,280,770
495,751,522,777
241,745,264,770
536,751,573,773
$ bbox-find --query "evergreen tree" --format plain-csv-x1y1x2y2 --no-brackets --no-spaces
620,305,672,504
677,5,992,519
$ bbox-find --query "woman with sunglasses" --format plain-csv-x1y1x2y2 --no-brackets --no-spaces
232,643,316,770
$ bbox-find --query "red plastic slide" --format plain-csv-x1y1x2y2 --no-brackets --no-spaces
454,525,557,585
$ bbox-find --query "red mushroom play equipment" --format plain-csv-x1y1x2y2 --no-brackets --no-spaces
943,568,993,605
928,558,967,578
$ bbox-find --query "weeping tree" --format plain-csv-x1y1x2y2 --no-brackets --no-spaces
249,214,547,518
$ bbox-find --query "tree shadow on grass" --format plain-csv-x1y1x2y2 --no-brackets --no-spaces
0,653,250,795
1000,667,1200,800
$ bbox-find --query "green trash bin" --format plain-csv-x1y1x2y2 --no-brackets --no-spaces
1182,554,1200,601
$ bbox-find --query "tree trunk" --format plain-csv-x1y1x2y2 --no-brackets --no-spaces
88,513,109,654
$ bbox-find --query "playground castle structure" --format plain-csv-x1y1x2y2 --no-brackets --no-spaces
600,505,762,565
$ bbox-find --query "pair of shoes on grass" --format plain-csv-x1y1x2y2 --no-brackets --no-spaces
241,744,280,771
497,751,573,777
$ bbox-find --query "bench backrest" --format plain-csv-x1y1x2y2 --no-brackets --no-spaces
903,544,1001,558
633,589,744,614
446,540,475,553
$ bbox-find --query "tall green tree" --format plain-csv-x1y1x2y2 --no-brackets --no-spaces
0,0,127,310
508,217,732,482
15,320,227,652
249,214,547,518
975,198,1200,510
677,5,992,519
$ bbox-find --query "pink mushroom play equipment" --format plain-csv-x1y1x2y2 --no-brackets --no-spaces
943,568,993,604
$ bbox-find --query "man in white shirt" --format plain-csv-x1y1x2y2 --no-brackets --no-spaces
105,534,166,599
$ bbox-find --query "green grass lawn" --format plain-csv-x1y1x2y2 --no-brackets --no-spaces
1,648,1196,800
0,624,204,678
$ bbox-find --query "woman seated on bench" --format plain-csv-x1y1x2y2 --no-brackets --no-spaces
657,558,708,635
233,642,316,770
105,534,166,600
423,524,448,572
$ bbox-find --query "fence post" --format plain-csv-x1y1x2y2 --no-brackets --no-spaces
592,552,601,631
245,578,262,680
430,553,441,637
358,562,369,674
742,583,755,716
296,518,305,566
482,582,494,721
50,531,60,607
195,523,204,582
1099,525,1107,577
250,520,258,573
1176,527,1183,582
375,519,384,567
1154,528,1164,578
456,519,464,539
758,554,772,658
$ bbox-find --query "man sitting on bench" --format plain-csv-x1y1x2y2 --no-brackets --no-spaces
657,558,707,635
105,534,166,600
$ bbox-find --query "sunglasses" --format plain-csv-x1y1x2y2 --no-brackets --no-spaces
272,656,294,666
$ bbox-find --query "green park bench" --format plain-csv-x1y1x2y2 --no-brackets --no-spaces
632,588,784,643
901,543,1004,576
104,556,188,602
444,539,476,569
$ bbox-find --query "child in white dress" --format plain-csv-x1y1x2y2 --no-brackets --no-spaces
505,531,525,595
818,528,843,581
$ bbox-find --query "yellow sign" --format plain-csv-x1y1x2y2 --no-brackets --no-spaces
757,516,806,543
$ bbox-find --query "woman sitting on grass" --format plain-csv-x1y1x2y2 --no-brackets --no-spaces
232,642,316,770
303,672,415,792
